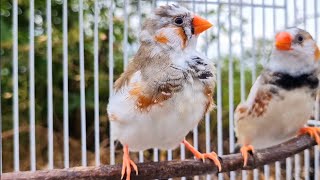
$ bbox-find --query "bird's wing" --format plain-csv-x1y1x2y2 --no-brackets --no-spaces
234,74,273,123
128,64,188,111
186,55,216,113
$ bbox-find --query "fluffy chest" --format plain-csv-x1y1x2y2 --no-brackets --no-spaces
236,88,316,149
108,80,209,151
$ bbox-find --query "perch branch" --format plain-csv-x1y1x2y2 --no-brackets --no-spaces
2,134,317,180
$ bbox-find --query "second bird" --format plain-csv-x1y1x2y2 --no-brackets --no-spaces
234,27,320,166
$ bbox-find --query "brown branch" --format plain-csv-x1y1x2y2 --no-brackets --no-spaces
2,134,317,180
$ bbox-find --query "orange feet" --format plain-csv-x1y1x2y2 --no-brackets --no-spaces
240,145,255,167
183,140,222,171
299,127,320,145
121,145,138,180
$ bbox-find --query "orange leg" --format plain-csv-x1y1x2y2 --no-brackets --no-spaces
299,127,320,145
183,140,222,172
240,145,255,167
121,145,138,180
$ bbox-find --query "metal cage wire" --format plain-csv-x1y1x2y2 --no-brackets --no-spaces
1,0,320,179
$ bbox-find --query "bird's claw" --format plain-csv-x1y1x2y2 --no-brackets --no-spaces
240,145,255,167
121,145,138,180
196,152,222,172
121,156,138,180
183,140,221,172
299,127,320,145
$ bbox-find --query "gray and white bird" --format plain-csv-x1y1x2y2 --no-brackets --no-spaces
107,5,219,180
234,27,320,166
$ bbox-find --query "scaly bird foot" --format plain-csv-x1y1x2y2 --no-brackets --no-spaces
121,145,138,180
183,140,222,172
240,145,255,167
299,127,320,145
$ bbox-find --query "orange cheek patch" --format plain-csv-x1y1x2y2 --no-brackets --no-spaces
155,33,169,44
175,28,187,49
314,45,320,61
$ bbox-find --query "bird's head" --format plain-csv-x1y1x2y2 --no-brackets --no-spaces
268,27,320,75
140,4,213,52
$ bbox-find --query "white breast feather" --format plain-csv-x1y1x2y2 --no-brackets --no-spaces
235,86,314,149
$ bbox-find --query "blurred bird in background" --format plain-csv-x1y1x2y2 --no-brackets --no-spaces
107,4,218,180
234,27,320,166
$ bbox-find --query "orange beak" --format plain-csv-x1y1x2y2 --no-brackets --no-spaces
193,15,213,35
275,32,292,51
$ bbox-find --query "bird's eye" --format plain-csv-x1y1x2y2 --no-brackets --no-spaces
174,17,183,25
297,35,304,42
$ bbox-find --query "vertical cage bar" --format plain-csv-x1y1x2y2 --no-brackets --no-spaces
251,0,256,83
286,158,292,180
272,0,276,33
94,0,100,166
168,149,173,180
228,0,235,179
109,0,115,165
228,0,234,153
137,0,142,42
180,143,185,160
240,1,246,178
304,149,310,180
63,0,69,169
275,161,281,180
29,0,36,172
262,1,270,178
253,169,259,180
167,149,172,161
79,0,87,167
13,0,19,172
239,0,245,102
294,0,297,25
123,0,128,69
303,0,306,29
180,143,186,180
315,0,318,41
216,1,223,180
284,0,288,28
47,0,54,170
153,149,158,162
294,154,300,179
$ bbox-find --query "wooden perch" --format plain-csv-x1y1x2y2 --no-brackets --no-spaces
2,134,317,180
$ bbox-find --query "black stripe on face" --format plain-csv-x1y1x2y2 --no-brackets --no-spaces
270,72,319,90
